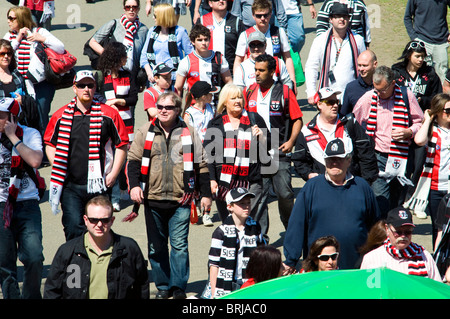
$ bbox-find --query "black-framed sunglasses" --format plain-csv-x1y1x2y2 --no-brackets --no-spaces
317,252,339,262
75,83,95,89
156,104,176,111
255,13,269,19
444,108,450,114
87,217,113,225
408,41,425,51
249,42,265,49
0,51,13,58
7,16,17,21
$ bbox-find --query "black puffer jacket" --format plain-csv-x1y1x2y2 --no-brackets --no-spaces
44,231,149,299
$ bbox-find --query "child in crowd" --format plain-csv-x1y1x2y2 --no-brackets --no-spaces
143,63,173,121
183,81,216,226
204,187,265,298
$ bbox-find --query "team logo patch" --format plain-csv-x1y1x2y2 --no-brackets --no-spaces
392,159,401,169
398,209,409,220
190,71,199,77
270,100,281,111
225,26,231,33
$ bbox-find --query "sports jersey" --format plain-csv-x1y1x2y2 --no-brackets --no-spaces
431,126,450,191
235,26,290,58
184,103,215,142
233,56,289,88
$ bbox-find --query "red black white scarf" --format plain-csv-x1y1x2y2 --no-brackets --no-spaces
2,126,24,228
49,98,106,214
318,29,359,89
120,14,140,71
103,74,134,142
366,84,411,183
383,238,428,277
142,117,196,205
217,114,252,200
404,124,446,214
9,31,32,79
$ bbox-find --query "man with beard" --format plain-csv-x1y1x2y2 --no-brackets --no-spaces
44,70,129,241
361,207,442,282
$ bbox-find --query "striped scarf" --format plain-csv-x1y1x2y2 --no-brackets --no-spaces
366,85,410,182
9,32,32,79
141,117,195,205
383,238,428,277
49,98,106,214
146,26,179,71
103,74,134,142
2,126,24,228
211,215,262,298
318,29,359,89
404,124,445,214
217,114,252,200
120,14,139,71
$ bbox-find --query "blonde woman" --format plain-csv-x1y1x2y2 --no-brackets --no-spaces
140,3,193,84
203,83,267,221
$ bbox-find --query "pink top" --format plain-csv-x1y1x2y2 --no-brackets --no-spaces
353,89,424,153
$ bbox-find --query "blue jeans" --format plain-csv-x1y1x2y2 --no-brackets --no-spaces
0,200,44,299
60,182,110,241
144,202,190,291
34,80,56,136
254,160,295,238
286,13,306,53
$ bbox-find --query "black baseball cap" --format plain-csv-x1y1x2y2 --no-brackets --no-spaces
387,207,415,228
190,81,213,99
153,63,174,76
323,138,353,159
226,187,255,205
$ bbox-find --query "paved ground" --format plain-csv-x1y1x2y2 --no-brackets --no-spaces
0,0,433,299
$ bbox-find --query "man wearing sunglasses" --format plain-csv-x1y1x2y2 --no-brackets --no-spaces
285,138,380,272
44,195,149,299
44,70,129,241
360,207,442,282
293,87,378,185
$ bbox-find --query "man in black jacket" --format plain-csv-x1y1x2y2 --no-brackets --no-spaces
293,87,378,184
44,195,149,299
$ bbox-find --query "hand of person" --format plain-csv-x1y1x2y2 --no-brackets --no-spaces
282,263,296,275
186,0,192,6
27,31,46,43
309,5,317,19
279,140,295,153
251,125,263,137
193,11,200,24
423,109,433,122
308,96,316,105
14,94,22,106
391,128,413,141
145,1,152,16
105,172,117,188
105,100,119,112
200,196,212,212
308,172,319,180
210,180,218,196
130,186,144,204
4,113,18,140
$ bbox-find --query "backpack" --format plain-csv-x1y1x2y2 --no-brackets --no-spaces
83,19,117,69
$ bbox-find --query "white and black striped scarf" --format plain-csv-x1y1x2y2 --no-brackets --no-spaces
384,238,428,277
49,98,106,214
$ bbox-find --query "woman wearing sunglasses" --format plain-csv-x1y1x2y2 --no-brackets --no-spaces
405,93,450,250
4,6,64,137
392,40,442,112
300,236,340,272
89,0,149,76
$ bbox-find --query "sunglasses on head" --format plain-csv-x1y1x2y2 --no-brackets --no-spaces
255,13,269,19
317,252,339,262
87,217,112,224
408,41,425,51
156,104,176,111
75,83,95,89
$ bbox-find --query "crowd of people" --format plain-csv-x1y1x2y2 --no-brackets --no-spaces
1,0,450,300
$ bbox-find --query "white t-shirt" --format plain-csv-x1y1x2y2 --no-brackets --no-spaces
0,125,42,202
